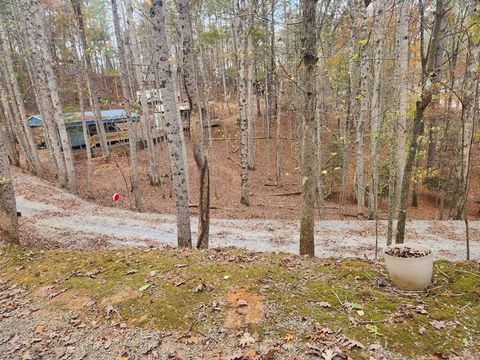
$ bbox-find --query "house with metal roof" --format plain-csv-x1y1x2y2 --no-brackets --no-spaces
28,109,139,148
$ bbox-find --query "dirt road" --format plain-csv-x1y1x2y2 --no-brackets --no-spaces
12,170,479,260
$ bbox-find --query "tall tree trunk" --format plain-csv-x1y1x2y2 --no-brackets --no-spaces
150,0,192,247
396,0,445,244
315,74,325,218
246,9,256,170
71,0,110,158
254,57,262,118
111,0,143,211
177,0,210,249
20,31,58,175
342,4,358,212
125,0,161,186
16,2,65,180
276,81,284,187
233,0,250,206
219,40,231,115
449,17,480,219
0,120,18,166
395,0,410,209
265,0,276,139
30,0,77,193
299,0,318,256
354,0,369,219
0,131,19,244
11,1,53,170
368,0,387,219
71,32,93,193
0,25,43,177
0,81,33,171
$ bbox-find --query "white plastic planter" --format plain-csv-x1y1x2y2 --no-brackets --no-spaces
383,244,433,291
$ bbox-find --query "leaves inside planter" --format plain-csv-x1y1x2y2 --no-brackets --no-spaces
385,247,431,258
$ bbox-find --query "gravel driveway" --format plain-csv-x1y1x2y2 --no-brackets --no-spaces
12,170,479,260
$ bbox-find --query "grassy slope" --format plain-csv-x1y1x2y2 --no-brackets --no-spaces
0,245,479,359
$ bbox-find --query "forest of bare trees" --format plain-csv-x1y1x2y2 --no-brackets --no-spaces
1,1,480,358
0,0,479,257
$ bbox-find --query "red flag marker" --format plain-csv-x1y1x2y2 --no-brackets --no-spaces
113,193,120,202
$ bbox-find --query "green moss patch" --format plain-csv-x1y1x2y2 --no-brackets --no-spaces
0,246,478,358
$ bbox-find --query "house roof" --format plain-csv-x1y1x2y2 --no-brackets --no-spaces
28,109,140,128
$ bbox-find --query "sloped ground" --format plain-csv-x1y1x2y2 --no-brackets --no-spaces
11,169,480,260
0,246,479,359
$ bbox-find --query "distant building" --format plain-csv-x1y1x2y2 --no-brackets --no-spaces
28,109,139,148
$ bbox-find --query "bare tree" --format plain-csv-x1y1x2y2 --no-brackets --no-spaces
16,4,64,178
111,0,143,211
396,0,445,244
368,0,388,219
125,0,161,186
177,0,210,248
71,29,93,193
232,0,250,206
150,0,192,247
0,23,43,178
354,0,369,218
395,0,410,209
276,81,284,187
71,0,110,158
0,80,33,172
449,7,480,219
299,0,318,256
246,5,256,170
29,0,77,193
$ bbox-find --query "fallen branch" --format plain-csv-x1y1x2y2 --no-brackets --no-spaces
188,204,221,210
435,264,450,279
256,203,300,210
271,191,302,197
458,270,480,278
48,288,69,299
264,182,298,187
227,156,241,167
211,136,297,141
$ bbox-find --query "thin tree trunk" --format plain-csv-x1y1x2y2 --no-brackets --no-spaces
0,25,43,177
315,75,325,218
71,0,109,158
276,81,284,187
0,82,33,171
449,20,480,219
299,0,318,256
246,10,256,170
368,0,387,219
125,0,161,186
30,0,77,193
354,0,369,219
71,32,93,193
254,57,262,118
396,0,445,244
16,3,65,179
151,0,192,247
177,0,210,249
219,40,231,115
395,0,409,209
232,0,250,206
342,4,357,212
111,0,143,211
